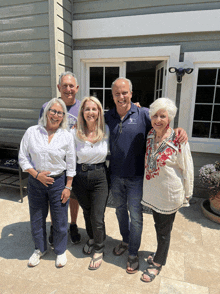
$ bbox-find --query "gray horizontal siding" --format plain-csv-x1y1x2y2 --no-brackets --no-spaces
73,32,220,54
72,0,220,20
0,1,52,145
57,0,73,72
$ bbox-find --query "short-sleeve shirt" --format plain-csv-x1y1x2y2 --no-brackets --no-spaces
105,103,151,178
39,99,81,129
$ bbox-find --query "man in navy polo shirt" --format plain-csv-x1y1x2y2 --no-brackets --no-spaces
105,77,186,274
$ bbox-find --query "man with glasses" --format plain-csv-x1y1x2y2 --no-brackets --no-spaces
105,77,187,274
39,72,81,247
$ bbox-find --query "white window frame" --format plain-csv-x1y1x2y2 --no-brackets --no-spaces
179,51,220,154
73,46,180,109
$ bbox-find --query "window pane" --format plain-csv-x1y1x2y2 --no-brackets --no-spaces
105,67,119,88
217,69,220,85
105,90,115,110
160,67,164,89
195,87,215,103
193,105,212,121
156,70,160,89
192,122,210,138
213,105,220,122
197,69,217,85
211,123,220,139
215,87,220,103
90,89,103,105
90,67,103,87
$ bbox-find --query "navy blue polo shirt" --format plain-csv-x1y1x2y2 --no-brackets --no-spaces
105,103,151,178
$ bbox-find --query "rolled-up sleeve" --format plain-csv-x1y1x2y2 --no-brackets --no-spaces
65,133,76,177
177,142,194,198
18,129,34,172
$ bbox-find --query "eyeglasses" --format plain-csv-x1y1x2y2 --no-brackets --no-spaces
49,108,65,117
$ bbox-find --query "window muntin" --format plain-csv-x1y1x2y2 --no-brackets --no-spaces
192,68,220,139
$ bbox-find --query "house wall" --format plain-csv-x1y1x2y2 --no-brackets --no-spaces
0,0,73,146
72,0,220,198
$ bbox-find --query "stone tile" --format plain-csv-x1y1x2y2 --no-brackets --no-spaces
106,281,160,294
159,277,209,294
185,267,220,289
161,249,185,281
209,288,220,294
0,272,35,294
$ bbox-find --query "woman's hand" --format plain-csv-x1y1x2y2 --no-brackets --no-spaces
174,128,188,144
37,171,54,187
61,188,70,204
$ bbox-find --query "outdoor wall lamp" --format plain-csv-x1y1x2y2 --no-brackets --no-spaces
169,67,193,83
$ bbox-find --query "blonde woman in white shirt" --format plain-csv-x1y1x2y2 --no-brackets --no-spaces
141,98,194,283
19,98,76,268
71,96,109,270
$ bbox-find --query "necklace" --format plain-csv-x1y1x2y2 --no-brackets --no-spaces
148,129,174,172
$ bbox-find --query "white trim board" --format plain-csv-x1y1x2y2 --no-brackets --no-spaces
72,9,220,40
73,45,181,102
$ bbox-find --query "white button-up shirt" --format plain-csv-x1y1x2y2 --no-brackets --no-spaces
19,125,76,177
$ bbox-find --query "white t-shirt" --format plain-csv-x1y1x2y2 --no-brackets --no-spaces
71,125,109,164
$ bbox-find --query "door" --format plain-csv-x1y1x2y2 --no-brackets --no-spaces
154,61,167,100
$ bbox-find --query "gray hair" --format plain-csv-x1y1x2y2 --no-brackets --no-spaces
58,72,78,87
149,98,177,122
111,77,133,92
39,98,68,129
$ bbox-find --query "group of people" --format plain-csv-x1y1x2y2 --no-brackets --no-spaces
18,72,194,282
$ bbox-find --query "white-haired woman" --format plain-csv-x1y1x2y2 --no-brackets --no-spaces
141,98,194,283
71,96,109,270
19,98,76,268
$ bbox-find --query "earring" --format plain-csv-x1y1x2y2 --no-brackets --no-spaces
166,123,170,129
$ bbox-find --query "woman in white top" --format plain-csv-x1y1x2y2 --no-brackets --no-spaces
141,98,194,283
19,98,76,268
71,96,109,270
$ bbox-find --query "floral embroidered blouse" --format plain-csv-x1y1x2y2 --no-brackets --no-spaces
141,128,194,214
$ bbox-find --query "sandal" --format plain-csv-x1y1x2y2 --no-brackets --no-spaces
140,264,162,283
126,255,139,274
88,253,104,270
82,239,94,255
113,242,128,256
147,253,155,265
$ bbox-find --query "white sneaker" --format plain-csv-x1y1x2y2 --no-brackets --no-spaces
28,249,47,267
55,252,67,268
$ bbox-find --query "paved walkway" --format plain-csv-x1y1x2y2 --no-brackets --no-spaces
0,187,220,294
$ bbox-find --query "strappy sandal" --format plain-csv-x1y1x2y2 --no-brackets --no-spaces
88,253,104,270
147,252,155,265
141,264,162,283
82,239,94,255
126,256,139,274
113,242,128,256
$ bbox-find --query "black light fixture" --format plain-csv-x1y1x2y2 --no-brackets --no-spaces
169,67,193,83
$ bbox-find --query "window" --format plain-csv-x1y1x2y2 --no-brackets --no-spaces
192,68,220,139
89,66,120,111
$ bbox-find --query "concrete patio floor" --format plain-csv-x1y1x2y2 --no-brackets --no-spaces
0,186,220,294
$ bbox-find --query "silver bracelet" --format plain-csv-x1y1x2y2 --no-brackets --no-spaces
65,186,72,191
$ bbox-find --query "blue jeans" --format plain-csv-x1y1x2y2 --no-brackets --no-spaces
110,175,143,256
28,174,69,255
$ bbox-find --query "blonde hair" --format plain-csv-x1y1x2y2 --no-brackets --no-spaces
76,96,106,142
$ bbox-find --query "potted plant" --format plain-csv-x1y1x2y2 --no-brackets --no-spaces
200,161,220,223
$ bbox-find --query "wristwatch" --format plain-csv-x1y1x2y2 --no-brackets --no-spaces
65,186,72,191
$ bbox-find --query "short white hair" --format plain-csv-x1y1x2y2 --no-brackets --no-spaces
38,98,68,129
149,98,177,122
58,72,78,87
